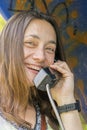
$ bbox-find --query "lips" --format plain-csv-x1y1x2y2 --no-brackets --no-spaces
27,66,39,72
25,64,42,73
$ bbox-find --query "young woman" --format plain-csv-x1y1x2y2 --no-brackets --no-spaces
0,11,83,130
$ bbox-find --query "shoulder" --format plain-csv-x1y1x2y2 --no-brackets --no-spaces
0,112,17,130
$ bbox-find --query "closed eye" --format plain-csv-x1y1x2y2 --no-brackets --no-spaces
46,47,56,53
24,42,36,47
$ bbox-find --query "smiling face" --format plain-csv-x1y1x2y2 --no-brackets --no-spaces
24,19,57,86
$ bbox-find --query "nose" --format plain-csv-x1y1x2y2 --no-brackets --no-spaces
33,48,45,62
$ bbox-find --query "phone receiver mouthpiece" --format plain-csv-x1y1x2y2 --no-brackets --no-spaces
33,67,57,91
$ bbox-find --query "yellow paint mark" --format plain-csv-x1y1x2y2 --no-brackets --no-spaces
67,56,78,69
35,0,52,13
77,79,84,91
46,0,52,5
0,14,6,32
71,10,78,19
66,0,73,5
16,0,30,10
66,26,87,44
66,26,76,39
76,32,87,45
15,0,52,12
36,0,46,13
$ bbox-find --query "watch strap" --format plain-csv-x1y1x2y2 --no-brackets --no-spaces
57,100,81,114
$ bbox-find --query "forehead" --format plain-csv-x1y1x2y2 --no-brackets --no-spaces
24,19,56,41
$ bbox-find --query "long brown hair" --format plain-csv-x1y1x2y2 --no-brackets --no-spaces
0,11,66,128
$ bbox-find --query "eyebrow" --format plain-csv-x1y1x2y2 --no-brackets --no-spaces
25,34,56,44
25,34,40,39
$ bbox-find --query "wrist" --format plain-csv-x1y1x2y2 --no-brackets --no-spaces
57,100,81,114
56,97,76,106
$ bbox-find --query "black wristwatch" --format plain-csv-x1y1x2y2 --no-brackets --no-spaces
57,100,81,114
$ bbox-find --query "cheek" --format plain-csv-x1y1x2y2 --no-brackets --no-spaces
24,47,33,59
45,55,55,66
24,47,29,58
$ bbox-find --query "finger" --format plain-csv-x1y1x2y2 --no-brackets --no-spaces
50,64,73,78
54,60,71,72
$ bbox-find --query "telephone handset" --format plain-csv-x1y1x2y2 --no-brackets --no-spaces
33,67,65,130
33,67,60,91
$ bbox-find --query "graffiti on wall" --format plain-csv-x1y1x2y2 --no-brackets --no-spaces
0,0,87,122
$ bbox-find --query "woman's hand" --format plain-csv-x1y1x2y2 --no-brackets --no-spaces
50,60,76,106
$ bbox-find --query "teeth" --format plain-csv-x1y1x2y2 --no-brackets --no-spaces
27,65,41,71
